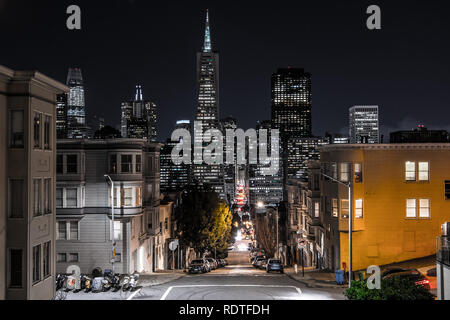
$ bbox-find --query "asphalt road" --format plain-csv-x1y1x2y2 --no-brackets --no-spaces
130,263,345,300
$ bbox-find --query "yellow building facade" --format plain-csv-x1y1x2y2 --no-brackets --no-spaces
320,144,450,271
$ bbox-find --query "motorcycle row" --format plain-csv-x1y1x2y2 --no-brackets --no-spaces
56,268,140,294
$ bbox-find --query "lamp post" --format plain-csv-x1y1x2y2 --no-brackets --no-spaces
104,174,115,274
321,166,353,288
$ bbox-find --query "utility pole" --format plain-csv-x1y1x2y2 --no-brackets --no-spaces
321,167,353,288
104,174,115,274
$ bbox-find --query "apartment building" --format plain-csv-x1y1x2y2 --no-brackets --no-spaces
56,139,161,274
319,144,450,271
0,66,68,299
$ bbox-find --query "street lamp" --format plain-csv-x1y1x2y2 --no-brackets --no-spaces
321,168,353,288
104,174,115,274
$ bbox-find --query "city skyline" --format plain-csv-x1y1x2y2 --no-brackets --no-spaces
2,1,450,141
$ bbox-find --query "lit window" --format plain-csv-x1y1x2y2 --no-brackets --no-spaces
419,199,430,218
405,161,416,181
341,199,349,219
122,188,133,207
406,199,416,218
340,163,349,182
354,163,362,183
332,199,338,217
314,202,319,217
355,199,363,219
34,112,41,149
418,162,429,181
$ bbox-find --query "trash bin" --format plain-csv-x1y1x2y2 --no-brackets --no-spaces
335,270,344,285
358,270,364,281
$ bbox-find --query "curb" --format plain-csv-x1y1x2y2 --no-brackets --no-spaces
140,273,186,288
285,272,346,289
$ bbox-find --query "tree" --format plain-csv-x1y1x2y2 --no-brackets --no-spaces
175,185,232,257
345,277,435,300
255,215,276,258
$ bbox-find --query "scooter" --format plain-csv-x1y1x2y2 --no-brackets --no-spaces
80,274,92,293
128,273,140,292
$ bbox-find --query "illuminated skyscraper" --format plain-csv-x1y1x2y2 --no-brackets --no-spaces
349,105,379,144
193,10,225,199
121,85,157,142
66,68,89,139
271,68,312,138
56,93,67,139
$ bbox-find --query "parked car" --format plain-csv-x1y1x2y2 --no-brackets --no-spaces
253,257,266,269
266,259,284,273
188,259,208,274
206,258,218,270
382,267,430,290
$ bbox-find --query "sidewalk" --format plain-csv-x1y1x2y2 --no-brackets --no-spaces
285,267,347,289
139,269,186,287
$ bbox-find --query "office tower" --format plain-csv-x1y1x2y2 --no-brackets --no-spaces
192,10,225,199
349,105,379,144
56,139,162,273
160,121,192,192
286,136,329,181
221,117,238,204
121,85,157,142
249,120,283,207
56,93,67,139
0,65,67,300
390,125,449,143
271,68,312,138
66,68,89,139
325,132,350,144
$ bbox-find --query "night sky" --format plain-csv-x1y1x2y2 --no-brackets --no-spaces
1,0,450,141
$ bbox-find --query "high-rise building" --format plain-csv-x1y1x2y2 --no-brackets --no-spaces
160,121,192,192
0,65,68,300
271,68,312,138
349,105,379,144
249,120,283,207
66,68,89,139
285,136,329,181
56,93,67,139
192,10,225,199
390,125,449,143
121,85,157,142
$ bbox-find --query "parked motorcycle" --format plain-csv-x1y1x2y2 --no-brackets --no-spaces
55,274,67,291
80,274,92,293
128,273,140,292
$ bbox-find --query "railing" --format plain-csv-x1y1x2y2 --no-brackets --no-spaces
437,236,450,266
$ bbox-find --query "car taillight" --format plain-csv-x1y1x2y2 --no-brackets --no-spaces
415,279,430,287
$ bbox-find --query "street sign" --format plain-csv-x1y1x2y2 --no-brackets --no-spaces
169,240,178,251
